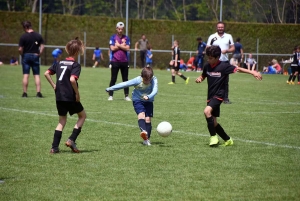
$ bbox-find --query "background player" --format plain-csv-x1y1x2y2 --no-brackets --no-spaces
92,47,104,68
44,37,86,154
168,40,189,84
52,48,62,65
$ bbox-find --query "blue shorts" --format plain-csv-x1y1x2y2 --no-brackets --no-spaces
95,57,101,62
22,53,40,75
133,100,153,117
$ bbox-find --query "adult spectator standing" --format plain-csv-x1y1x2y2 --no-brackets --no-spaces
206,21,235,104
18,21,44,98
195,37,206,72
232,37,244,66
135,34,150,68
108,22,131,101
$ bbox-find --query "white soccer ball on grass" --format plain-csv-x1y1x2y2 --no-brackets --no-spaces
156,121,172,137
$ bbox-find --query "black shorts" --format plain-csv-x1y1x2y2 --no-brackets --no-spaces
291,64,298,74
56,101,84,116
172,61,180,71
207,98,223,117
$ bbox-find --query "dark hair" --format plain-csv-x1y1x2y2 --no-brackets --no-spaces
141,67,153,79
206,46,221,58
95,47,99,50
21,21,32,29
236,37,241,42
196,37,202,41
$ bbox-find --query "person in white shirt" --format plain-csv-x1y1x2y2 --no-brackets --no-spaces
206,22,235,104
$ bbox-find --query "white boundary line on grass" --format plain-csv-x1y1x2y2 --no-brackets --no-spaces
1,106,300,150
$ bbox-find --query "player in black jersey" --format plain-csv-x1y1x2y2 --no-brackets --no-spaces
44,38,86,154
168,40,189,85
195,46,262,147
287,46,300,85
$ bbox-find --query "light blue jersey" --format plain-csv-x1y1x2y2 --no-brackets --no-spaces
106,76,158,102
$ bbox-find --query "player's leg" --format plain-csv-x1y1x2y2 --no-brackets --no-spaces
211,101,233,146
176,63,189,83
32,54,43,97
287,65,295,83
21,55,31,97
292,71,298,85
134,101,150,145
120,62,130,100
50,101,68,153
145,102,153,140
204,105,219,147
65,102,85,153
168,68,176,84
22,74,29,97
223,76,230,103
108,62,120,99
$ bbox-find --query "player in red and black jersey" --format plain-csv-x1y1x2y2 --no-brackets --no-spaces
44,37,86,154
196,46,262,147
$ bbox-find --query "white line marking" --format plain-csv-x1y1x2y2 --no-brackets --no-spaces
1,107,300,150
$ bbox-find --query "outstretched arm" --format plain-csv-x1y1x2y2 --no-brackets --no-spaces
236,66,262,80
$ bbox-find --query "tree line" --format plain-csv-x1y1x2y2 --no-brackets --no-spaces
2,0,300,23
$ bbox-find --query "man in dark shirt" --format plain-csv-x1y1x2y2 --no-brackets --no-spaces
232,37,244,66
195,46,262,147
194,37,207,72
18,21,44,98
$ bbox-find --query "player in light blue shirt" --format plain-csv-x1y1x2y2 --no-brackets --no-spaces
106,67,158,146
52,48,62,65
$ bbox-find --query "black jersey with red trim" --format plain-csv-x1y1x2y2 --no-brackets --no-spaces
202,61,237,101
47,58,81,101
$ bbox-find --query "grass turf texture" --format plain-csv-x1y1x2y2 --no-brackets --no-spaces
0,65,299,201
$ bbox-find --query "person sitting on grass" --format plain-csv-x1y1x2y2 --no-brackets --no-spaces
105,67,158,146
44,37,86,154
271,59,282,74
10,56,19,65
195,45,262,147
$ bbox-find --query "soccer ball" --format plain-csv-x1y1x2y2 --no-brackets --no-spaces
156,121,172,137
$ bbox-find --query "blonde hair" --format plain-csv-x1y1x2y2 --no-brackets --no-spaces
65,37,85,57
272,59,278,64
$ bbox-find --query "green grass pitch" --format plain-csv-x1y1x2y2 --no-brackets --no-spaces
0,64,299,201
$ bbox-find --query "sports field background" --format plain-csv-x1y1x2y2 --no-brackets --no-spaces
0,65,299,201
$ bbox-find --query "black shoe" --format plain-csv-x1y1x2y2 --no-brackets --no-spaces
50,148,60,154
36,92,43,98
223,100,231,104
22,92,27,98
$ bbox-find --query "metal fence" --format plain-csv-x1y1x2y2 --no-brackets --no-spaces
0,42,292,72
